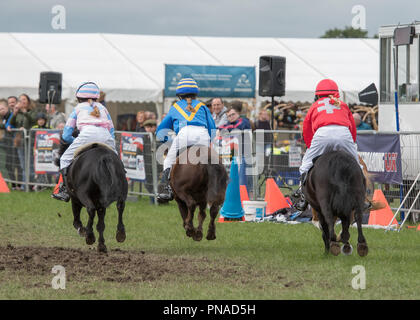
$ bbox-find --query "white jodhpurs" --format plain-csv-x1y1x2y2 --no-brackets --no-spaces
163,125,210,171
299,125,360,175
60,125,117,170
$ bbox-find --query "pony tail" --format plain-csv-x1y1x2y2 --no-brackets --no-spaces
186,97,194,112
89,100,101,118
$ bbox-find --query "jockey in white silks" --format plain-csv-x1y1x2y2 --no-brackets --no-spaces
155,78,216,202
51,82,117,202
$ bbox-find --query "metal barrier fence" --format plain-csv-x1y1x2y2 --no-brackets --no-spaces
0,128,419,220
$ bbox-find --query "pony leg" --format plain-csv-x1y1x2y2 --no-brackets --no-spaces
71,199,86,237
116,199,126,243
175,199,188,230
319,204,340,256
85,207,96,245
193,203,206,241
317,212,330,254
96,207,107,253
355,209,368,257
206,204,219,240
338,215,353,255
185,204,196,238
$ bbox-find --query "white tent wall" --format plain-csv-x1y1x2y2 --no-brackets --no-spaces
0,32,379,115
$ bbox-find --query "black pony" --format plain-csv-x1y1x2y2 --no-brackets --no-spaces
57,142,128,253
304,149,368,256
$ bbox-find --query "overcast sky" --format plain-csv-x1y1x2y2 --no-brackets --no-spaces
0,0,419,38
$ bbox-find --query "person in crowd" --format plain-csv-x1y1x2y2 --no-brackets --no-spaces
45,104,66,130
353,112,373,131
218,106,252,132
8,97,30,189
52,82,116,202
254,108,273,152
292,79,360,211
143,119,157,134
0,100,20,189
3,99,22,189
32,113,51,129
7,96,17,110
135,111,146,132
0,100,13,130
148,111,157,120
218,106,253,194
155,78,216,202
211,97,228,128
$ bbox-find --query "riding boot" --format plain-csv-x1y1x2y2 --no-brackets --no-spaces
292,172,308,211
157,168,174,202
51,167,70,202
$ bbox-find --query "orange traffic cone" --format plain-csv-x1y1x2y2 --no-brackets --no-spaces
53,174,63,194
0,172,10,193
240,185,250,205
368,189,398,226
264,178,290,215
416,224,420,231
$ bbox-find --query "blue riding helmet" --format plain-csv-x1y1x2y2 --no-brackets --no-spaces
175,78,199,95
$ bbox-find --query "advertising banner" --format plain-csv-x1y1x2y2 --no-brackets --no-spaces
33,130,61,173
165,64,255,98
119,132,146,181
356,134,402,184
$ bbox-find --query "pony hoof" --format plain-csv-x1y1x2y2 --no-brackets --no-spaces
193,230,203,241
86,233,96,245
78,227,86,237
329,242,341,256
357,243,369,257
341,244,353,255
116,230,126,243
97,244,107,253
206,233,216,241
186,229,194,238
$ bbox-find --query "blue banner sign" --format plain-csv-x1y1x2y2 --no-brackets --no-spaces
165,64,255,98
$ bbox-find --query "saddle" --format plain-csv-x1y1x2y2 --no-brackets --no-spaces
73,142,114,158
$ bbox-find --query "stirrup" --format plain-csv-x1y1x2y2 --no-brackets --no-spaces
157,185,174,201
51,184,70,202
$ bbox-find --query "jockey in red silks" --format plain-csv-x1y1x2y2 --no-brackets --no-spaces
292,79,360,211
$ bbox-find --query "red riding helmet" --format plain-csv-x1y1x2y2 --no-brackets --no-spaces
315,79,340,98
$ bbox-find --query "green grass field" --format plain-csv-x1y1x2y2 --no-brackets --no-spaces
0,189,419,300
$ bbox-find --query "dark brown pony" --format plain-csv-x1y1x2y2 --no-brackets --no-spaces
170,146,228,241
304,149,369,256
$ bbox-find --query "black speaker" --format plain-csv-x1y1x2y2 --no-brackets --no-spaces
39,71,62,104
259,56,286,97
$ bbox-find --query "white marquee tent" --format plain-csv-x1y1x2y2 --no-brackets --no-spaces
0,32,379,110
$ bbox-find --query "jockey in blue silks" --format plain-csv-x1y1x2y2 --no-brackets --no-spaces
156,78,216,202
